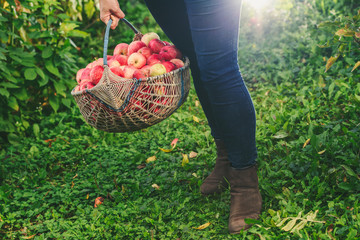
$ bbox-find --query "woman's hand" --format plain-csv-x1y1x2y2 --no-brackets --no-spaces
99,0,125,29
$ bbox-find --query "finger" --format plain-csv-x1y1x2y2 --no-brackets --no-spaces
112,8,125,19
110,15,119,30
100,13,111,25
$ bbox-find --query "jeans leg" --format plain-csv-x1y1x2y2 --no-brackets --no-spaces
143,0,221,139
183,0,257,168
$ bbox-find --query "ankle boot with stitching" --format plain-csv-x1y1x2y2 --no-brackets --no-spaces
228,165,262,234
200,139,230,195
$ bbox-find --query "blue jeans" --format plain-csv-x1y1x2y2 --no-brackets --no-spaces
144,0,257,169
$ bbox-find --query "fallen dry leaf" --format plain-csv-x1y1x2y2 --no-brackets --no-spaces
152,184,160,190
193,116,199,123
182,153,189,167
171,138,179,148
318,150,326,155
189,151,198,158
94,197,104,208
146,156,156,163
22,234,36,239
193,222,211,230
195,100,200,107
303,138,310,148
160,138,179,152
137,163,146,169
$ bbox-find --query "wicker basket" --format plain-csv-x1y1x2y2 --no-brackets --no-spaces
71,18,191,133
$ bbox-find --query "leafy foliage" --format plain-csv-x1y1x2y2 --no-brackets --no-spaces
0,0,92,143
318,9,360,72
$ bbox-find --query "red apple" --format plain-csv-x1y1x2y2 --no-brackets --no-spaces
123,66,137,79
170,59,185,69
108,59,121,68
137,47,152,59
80,81,95,91
86,62,94,68
147,54,162,65
86,82,95,90
110,66,124,77
149,39,166,53
141,65,151,76
127,53,146,69
173,47,182,59
162,61,176,72
113,55,128,66
138,86,152,100
133,69,147,80
154,85,166,96
81,68,91,81
128,41,146,56
74,85,81,92
159,46,178,61
141,32,160,46
93,58,104,67
163,41,172,46
90,65,104,85
113,43,129,56
76,68,85,84
150,63,167,77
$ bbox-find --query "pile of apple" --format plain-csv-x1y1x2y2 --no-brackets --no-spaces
74,32,185,92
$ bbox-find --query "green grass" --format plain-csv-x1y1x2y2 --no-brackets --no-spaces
1,1,360,239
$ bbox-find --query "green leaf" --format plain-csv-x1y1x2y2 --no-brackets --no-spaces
291,220,307,232
328,82,335,99
42,46,53,58
53,81,67,97
38,75,49,87
7,133,21,145
0,52,6,60
13,87,29,101
8,96,19,111
49,94,60,112
35,67,46,80
62,98,72,108
33,124,40,138
276,217,289,227
0,82,20,88
341,165,360,180
45,60,61,77
272,130,289,139
84,0,96,19
0,88,10,98
282,219,297,231
347,229,358,239
68,30,90,38
24,68,37,80
317,21,340,28
268,209,276,217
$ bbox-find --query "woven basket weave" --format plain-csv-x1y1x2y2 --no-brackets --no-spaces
71,19,191,133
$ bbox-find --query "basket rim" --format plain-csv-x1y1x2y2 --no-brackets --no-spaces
71,56,190,96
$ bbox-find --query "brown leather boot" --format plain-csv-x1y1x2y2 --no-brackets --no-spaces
228,165,262,234
200,139,230,195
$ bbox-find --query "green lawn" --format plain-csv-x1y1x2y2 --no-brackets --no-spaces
1,1,359,239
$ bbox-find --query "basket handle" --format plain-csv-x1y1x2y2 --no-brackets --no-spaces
103,18,142,66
